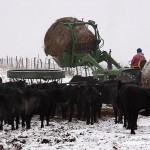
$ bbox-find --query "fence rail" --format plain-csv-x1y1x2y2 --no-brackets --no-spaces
0,56,93,77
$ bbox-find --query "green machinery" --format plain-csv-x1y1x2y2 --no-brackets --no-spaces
7,20,142,82
53,20,140,80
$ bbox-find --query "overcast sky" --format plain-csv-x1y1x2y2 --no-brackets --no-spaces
0,0,150,66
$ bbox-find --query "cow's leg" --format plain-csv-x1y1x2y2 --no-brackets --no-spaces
118,110,123,124
40,115,44,128
91,108,97,125
90,108,93,125
134,113,138,130
0,119,3,130
51,103,56,118
68,103,74,122
113,106,118,124
11,118,15,130
21,114,25,127
8,115,15,130
126,110,131,129
77,105,82,120
130,112,137,134
26,116,31,129
93,109,97,123
97,104,102,118
60,103,68,119
16,115,19,129
123,112,127,128
86,107,90,125
46,113,50,126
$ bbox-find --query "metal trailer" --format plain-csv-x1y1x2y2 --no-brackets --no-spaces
7,69,65,83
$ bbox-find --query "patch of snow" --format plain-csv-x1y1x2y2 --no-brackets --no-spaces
0,116,150,150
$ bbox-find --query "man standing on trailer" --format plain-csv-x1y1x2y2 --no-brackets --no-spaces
131,48,146,68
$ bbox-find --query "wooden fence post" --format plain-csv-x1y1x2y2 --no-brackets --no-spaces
48,59,51,69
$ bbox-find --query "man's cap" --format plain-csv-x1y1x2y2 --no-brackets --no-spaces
137,48,142,52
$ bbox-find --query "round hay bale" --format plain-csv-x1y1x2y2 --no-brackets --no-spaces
141,60,150,88
44,17,97,67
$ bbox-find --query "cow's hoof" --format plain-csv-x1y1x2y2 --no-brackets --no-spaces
131,131,136,134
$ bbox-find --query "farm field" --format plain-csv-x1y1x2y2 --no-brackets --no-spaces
0,114,150,150
0,69,150,150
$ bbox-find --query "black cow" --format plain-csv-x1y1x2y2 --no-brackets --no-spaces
61,82,102,124
80,84,102,125
37,81,60,90
45,88,67,118
75,83,90,121
1,87,24,130
69,75,98,84
23,88,58,129
99,79,141,123
61,83,81,122
114,80,142,124
62,82,89,122
97,80,120,122
37,90,53,128
116,84,150,134
61,84,74,120
37,81,67,118
0,94,7,130
77,83,102,124
22,88,41,129
2,80,26,89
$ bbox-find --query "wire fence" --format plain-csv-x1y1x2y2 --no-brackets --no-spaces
0,56,93,77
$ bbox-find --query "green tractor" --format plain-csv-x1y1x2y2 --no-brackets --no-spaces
45,19,144,81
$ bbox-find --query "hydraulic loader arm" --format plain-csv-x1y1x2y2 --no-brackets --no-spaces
97,50,122,69
79,54,122,79
79,54,104,73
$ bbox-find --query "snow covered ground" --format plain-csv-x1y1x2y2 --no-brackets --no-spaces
1,68,150,150
1,115,150,150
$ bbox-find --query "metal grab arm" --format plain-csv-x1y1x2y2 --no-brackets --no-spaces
97,51,122,69
79,54,105,73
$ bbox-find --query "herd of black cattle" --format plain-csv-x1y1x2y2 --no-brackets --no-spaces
0,75,150,134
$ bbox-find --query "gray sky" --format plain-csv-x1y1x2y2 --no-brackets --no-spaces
0,0,150,66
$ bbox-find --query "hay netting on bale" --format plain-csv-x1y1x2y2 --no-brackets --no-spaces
44,17,97,67
141,60,150,88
